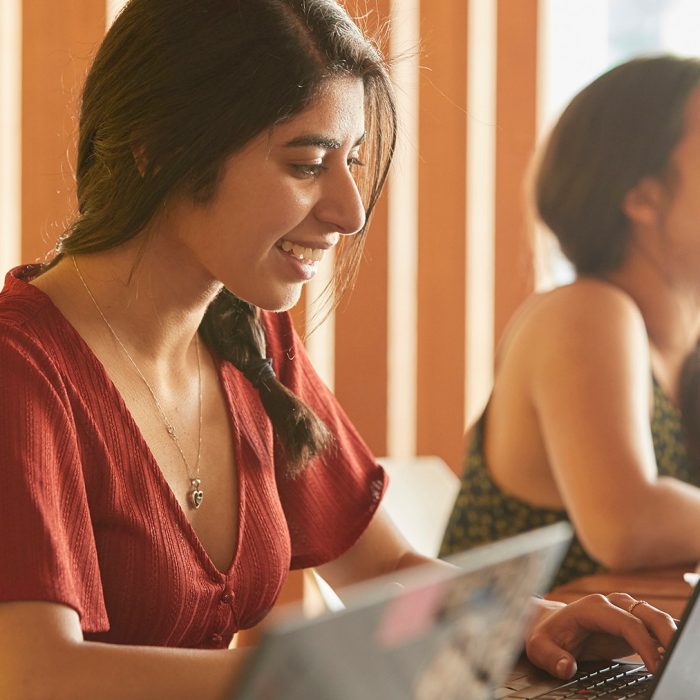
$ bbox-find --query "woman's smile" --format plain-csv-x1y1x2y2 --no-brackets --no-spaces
278,239,326,263
275,239,327,281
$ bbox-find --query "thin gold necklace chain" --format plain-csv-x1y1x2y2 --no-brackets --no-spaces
71,256,204,509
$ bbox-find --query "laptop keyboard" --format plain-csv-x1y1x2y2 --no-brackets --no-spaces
499,661,654,699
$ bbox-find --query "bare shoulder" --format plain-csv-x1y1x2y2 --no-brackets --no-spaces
520,279,645,342
499,278,649,380
531,278,641,321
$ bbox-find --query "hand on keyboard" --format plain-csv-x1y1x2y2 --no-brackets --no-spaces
524,592,677,680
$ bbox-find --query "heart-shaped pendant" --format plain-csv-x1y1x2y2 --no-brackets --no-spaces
189,479,204,509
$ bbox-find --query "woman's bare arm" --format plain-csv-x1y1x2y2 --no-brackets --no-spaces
315,506,440,591
0,601,249,700
525,282,700,569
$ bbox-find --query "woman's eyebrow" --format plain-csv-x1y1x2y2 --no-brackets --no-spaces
282,132,366,149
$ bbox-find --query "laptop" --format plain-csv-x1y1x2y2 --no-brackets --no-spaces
231,522,572,700
498,567,700,699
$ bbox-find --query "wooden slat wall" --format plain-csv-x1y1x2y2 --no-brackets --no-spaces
415,1,469,472
15,0,541,472
494,0,539,344
21,0,105,265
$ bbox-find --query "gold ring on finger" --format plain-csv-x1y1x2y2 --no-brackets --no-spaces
627,599,648,614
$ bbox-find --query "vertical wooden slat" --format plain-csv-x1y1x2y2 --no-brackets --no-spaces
334,193,390,456
494,0,539,343
386,0,420,459
21,0,105,264
416,2,469,472
333,0,392,457
464,0,497,428
0,0,22,271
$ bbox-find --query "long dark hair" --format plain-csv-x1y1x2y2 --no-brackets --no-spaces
50,0,397,476
534,54,700,460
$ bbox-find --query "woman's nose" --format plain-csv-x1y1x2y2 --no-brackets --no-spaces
315,168,367,236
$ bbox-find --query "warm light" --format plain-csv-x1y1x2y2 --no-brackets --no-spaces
0,0,21,270
386,0,420,458
106,0,128,28
465,0,497,425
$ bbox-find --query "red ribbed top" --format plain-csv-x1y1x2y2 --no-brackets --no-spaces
0,266,385,649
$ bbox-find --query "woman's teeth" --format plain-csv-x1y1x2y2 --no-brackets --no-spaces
280,240,323,262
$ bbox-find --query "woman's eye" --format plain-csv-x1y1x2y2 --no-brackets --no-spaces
348,156,365,170
291,156,364,179
292,163,325,178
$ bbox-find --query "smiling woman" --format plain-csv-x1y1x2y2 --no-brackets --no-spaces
0,2,401,698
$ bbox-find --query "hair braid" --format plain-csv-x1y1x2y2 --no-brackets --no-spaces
199,289,332,477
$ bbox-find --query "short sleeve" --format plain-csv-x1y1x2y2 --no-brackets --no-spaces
0,325,108,631
261,311,387,569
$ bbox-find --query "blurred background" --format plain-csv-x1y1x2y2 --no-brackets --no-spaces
2,0,699,474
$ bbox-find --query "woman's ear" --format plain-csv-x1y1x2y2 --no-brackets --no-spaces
622,176,666,228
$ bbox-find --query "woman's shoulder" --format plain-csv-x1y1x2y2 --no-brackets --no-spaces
0,265,74,340
517,279,645,340
497,279,649,374
0,267,84,387
532,278,641,318
0,266,49,323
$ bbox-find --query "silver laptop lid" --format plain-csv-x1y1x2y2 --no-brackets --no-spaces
232,522,572,700
647,575,700,698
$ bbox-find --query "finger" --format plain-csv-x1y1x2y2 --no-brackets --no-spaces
525,630,578,680
605,592,678,649
605,592,640,613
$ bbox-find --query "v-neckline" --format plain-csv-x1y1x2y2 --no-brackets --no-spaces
25,276,244,579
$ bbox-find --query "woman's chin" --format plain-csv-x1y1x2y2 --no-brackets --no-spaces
229,285,303,313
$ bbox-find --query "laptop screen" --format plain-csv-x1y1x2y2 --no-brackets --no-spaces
647,577,700,699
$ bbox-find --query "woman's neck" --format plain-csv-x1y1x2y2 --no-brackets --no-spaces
602,249,700,358
33,233,223,370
